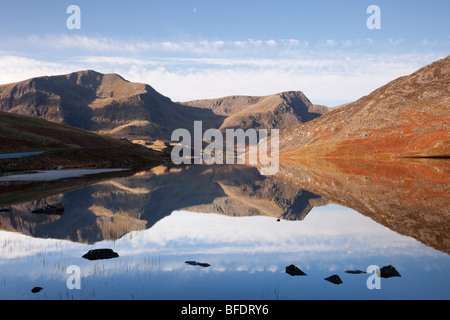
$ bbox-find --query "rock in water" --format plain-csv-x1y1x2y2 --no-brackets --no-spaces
325,275,343,285
380,265,401,278
185,261,211,268
345,270,367,274
31,287,43,293
285,265,307,276
82,249,119,261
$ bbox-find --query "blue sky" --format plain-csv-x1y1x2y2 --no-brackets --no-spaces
0,0,449,105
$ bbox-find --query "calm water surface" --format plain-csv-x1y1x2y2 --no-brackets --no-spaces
0,162,448,300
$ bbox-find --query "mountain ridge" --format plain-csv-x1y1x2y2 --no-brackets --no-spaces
0,71,326,143
1,55,449,161
183,91,329,131
0,70,224,141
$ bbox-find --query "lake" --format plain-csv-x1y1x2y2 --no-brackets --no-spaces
0,159,448,300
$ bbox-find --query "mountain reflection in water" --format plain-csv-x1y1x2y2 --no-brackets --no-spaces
0,159,448,300
0,165,327,244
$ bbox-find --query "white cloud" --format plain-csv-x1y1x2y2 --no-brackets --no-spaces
265,39,277,47
247,39,263,46
0,41,444,106
279,39,308,48
27,34,153,53
19,35,318,56
419,38,439,47
325,39,337,47
387,38,404,46
234,40,247,47
108,53,441,104
212,40,225,48
342,40,352,47
22,36,295,55
0,55,75,84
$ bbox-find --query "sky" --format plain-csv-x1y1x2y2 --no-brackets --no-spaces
0,0,449,106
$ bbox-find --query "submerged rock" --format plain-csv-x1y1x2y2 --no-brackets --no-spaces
32,202,64,215
285,264,307,276
82,249,119,261
380,265,401,278
325,275,343,285
185,261,211,268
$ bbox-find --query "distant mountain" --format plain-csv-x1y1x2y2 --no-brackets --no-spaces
0,70,224,141
0,111,163,172
0,71,328,144
183,91,328,131
279,55,450,158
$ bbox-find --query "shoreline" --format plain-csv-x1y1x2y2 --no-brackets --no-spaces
0,168,129,182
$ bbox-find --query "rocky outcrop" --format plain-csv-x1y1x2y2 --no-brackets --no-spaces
0,70,225,141
82,249,119,261
285,265,307,276
324,275,343,285
184,91,328,132
185,261,211,268
31,287,43,293
380,265,401,278
345,270,367,274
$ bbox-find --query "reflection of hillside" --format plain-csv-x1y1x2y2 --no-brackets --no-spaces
184,171,325,220
0,165,325,243
274,158,450,254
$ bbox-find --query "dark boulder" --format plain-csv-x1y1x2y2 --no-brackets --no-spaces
325,275,343,285
185,261,211,268
285,264,307,276
380,265,401,278
82,249,119,261
31,287,43,293
345,270,367,274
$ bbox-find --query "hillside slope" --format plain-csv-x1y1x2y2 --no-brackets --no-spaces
0,111,164,171
0,70,224,141
183,91,328,131
279,55,450,158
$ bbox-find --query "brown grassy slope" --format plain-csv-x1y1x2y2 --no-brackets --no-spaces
279,55,450,159
0,112,164,171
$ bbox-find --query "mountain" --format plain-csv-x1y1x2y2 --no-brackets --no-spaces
0,111,163,172
0,71,328,145
279,55,450,159
183,91,329,131
0,70,224,141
